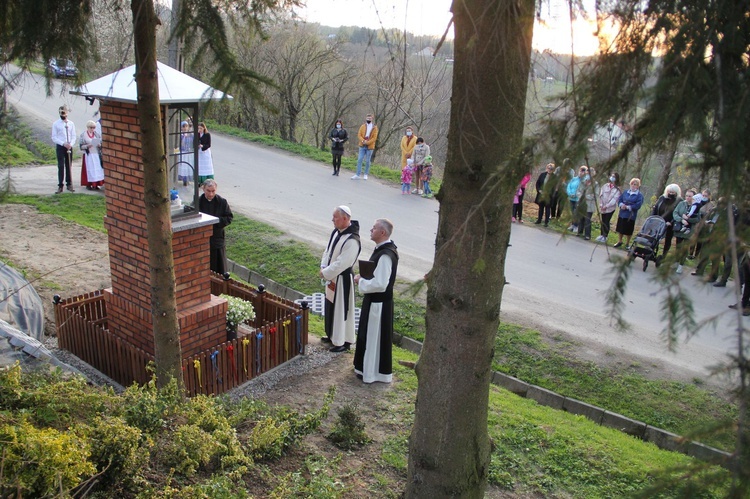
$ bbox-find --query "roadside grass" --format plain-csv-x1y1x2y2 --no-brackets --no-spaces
0,108,57,165
0,129,40,165
493,323,738,451
378,348,730,497
225,215,322,295
5,194,106,232
205,120,443,191
0,344,729,497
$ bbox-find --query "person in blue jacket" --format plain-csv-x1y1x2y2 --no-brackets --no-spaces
566,165,587,231
613,178,644,249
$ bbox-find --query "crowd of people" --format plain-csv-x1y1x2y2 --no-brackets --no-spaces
526,162,750,315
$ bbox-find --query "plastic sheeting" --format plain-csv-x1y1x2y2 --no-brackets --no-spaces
0,263,44,341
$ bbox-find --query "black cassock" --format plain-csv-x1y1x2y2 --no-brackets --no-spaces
353,241,398,383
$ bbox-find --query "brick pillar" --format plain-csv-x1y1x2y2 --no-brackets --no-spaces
99,101,226,358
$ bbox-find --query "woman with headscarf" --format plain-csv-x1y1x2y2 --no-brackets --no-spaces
79,120,104,190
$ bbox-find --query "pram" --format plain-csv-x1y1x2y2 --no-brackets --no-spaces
627,215,667,271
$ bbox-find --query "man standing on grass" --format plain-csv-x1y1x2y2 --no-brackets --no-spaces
352,114,378,180
319,205,361,352
354,218,398,383
51,105,75,194
198,179,233,274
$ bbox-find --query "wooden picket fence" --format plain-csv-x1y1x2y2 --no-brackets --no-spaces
182,314,307,396
54,277,309,396
54,290,154,387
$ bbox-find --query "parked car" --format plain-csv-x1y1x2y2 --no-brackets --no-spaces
48,58,78,78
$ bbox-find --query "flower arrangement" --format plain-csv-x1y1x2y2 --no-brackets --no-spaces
221,294,256,333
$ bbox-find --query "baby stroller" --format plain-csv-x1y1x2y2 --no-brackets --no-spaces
627,215,667,271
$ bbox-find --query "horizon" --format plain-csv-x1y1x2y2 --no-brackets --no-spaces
295,0,602,56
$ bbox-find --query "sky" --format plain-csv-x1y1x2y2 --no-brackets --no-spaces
295,0,602,55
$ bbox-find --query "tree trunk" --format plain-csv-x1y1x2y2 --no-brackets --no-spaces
406,0,534,497
132,0,184,390
655,136,678,199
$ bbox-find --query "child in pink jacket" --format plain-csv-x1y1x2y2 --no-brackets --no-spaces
401,158,414,194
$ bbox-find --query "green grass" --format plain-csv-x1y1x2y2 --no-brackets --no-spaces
0,130,41,165
380,348,730,497
5,194,107,232
205,120,442,190
0,110,57,165
2,191,736,454
0,129,737,468
225,215,322,295
493,323,738,452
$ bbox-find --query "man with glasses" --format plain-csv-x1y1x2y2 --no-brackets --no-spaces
51,105,76,193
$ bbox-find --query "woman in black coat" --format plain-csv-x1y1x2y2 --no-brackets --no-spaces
329,119,348,176
534,163,556,226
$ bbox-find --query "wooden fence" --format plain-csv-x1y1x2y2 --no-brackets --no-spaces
55,278,309,396
54,290,154,387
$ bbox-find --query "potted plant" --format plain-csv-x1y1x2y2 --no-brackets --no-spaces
221,294,256,341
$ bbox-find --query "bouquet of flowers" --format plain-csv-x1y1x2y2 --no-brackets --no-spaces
221,294,256,332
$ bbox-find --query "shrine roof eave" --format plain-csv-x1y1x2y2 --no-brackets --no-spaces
70,61,232,105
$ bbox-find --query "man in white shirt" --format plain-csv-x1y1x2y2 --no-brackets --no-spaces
51,105,76,193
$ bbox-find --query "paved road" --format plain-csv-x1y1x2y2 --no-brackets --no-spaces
6,69,743,380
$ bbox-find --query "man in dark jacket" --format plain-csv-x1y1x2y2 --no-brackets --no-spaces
198,179,233,274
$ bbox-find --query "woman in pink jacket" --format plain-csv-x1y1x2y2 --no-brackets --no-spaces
512,172,532,222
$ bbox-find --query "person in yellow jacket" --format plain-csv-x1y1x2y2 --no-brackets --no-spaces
352,114,378,180
400,126,417,168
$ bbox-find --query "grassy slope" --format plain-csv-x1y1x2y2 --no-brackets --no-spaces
0,125,737,494
4,193,737,455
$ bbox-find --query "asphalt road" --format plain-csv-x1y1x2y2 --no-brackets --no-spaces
5,69,744,380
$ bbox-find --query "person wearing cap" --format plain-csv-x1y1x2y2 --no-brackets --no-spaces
51,105,76,193
319,206,361,352
198,179,233,274
353,218,399,383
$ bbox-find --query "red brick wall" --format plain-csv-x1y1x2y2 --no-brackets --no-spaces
99,101,225,359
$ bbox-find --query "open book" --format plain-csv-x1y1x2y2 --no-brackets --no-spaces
358,260,376,280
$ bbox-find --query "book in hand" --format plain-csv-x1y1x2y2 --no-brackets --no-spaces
358,260,376,280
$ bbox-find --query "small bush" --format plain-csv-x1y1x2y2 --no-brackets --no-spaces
327,403,370,450
162,424,217,476
0,419,96,496
88,415,149,488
